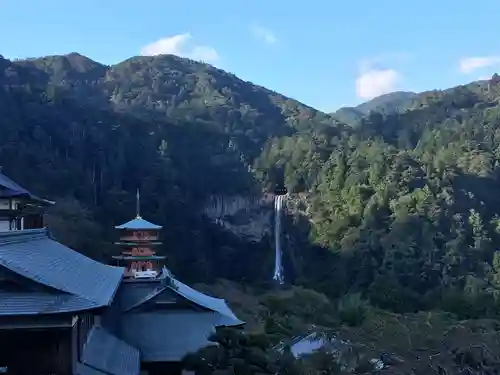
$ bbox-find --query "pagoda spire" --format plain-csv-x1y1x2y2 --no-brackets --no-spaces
136,189,141,219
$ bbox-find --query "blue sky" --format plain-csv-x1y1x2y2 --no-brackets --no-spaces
1,0,500,111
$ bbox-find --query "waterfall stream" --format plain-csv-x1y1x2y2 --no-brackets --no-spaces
273,194,285,284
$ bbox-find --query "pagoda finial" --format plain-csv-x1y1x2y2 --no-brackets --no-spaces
136,189,141,218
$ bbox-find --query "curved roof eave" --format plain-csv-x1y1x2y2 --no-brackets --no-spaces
114,217,162,230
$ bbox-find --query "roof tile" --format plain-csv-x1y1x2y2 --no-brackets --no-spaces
0,172,52,203
0,229,124,307
81,326,140,375
120,311,217,362
169,277,244,326
0,292,100,315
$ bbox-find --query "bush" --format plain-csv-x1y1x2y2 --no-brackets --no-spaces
337,293,368,327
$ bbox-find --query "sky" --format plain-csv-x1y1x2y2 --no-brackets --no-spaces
1,0,500,112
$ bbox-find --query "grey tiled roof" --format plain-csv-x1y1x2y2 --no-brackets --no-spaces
120,311,218,362
0,172,53,204
169,277,244,326
0,172,32,196
81,326,140,375
115,216,162,230
0,292,102,315
0,229,124,310
116,281,167,311
118,269,244,326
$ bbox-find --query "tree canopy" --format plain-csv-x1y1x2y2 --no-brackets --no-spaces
2,53,500,374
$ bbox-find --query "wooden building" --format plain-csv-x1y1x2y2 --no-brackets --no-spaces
0,174,243,375
0,228,139,375
0,172,54,231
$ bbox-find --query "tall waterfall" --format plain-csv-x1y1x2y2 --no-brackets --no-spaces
273,194,285,284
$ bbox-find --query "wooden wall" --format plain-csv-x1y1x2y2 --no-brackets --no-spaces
0,327,72,375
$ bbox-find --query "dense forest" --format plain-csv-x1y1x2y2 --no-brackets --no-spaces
2,53,500,373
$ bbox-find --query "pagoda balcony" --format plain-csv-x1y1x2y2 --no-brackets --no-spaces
120,235,160,242
114,241,162,246
112,255,167,260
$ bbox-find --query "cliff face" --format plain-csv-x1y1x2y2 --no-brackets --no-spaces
202,194,275,241
202,193,313,242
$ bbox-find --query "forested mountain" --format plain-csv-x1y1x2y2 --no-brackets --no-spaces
3,53,500,373
333,91,417,125
13,53,339,157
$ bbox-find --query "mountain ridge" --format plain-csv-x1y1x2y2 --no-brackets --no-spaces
4,51,500,373
10,53,340,130
333,91,418,125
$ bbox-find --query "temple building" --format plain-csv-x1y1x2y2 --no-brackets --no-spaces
0,171,53,231
0,173,244,375
112,190,165,279
0,228,137,375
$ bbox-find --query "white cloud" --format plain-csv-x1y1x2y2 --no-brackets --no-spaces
140,33,219,63
459,56,500,74
355,68,401,100
250,25,277,45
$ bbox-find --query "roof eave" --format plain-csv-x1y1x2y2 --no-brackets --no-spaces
105,269,126,307
8,192,55,206
114,226,162,230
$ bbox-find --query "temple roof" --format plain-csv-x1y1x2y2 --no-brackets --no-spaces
120,311,218,362
0,292,109,316
169,275,244,326
0,172,54,205
115,216,162,230
79,326,140,375
119,268,244,326
0,229,124,314
111,271,244,363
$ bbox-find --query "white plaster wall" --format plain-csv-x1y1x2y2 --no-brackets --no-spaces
0,198,21,210
0,220,10,232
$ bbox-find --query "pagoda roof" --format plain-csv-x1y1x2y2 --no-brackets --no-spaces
0,172,54,205
115,216,162,230
0,229,124,315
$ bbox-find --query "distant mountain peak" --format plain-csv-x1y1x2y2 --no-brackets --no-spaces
60,52,107,72
332,91,418,125
15,53,106,76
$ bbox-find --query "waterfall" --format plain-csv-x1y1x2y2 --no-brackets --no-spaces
273,194,285,284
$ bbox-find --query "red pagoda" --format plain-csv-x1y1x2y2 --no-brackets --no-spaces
112,190,165,279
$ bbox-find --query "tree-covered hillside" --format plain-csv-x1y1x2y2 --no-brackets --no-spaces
3,53,500,373
333,91,417,125
0,52,347,283
13,53,340,159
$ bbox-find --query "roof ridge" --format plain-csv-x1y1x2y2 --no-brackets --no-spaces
122,286,167,312
166,275,244,326
0,228,48,245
